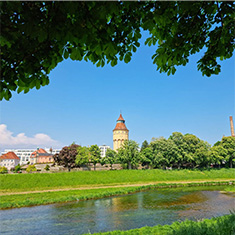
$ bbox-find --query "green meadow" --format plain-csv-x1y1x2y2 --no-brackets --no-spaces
1,168,234,193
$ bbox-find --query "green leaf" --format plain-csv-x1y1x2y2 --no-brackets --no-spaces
36,80,41,90
124,52,132,63
38,32,47,43
64,50,69,59
41,76,50,86
111,59,117,67
17,87,24,94
132,45,137,53
24,88,30,94
70,48,83,61
96,60,101,67
4,90,12,100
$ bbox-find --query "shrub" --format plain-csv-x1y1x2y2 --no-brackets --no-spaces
14,164,22,173
26,165,37,173
0,166,8,174
44,165,50,171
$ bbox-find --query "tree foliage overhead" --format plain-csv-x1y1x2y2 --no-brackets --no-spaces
1,1,234,100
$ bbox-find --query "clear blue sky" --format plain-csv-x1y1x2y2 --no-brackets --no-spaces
0,32,234,152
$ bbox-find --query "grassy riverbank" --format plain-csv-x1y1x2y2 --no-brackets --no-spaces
1,168,234,193
0,181,234,209
90,213,235,235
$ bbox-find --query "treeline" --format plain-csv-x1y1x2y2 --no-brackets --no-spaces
53,132,235,171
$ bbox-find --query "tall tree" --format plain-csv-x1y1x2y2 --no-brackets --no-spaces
140,140,149,152
89,145,101,170
103,148,117,170
1,1,234,100
140,147,154,169
209,145,228,168
220,136,235,168
150,137,179,169
53,144,79,171
118,140,140,169
75,146,90,168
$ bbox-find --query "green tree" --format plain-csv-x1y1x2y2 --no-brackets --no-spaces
220,136,235,168
14,164,22,173
103,148,117,170
168,132,211,169
1,1,234,100
44,164,50,171
150,137,179,169
140,147,154,169
0,166,8,174
75,146,90,168
209,145,227,168
26,164,37,173
118,140,140,169
140,140,149,152
53,144,79,171
168,132,187,168
89,145,101,170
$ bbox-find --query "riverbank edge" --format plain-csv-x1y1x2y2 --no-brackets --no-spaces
89,213,235,235
1,180,234,210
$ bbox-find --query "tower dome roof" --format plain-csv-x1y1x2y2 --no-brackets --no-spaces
117,114,125,121
113,114,129,131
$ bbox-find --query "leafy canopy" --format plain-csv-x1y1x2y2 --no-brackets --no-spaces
103,148,117,168
89,145,101,170
53,143,80,170
118,140,140,169
75,146,90,167
1,1,234,100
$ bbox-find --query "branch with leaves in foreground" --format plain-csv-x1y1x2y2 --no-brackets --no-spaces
1,1,234,100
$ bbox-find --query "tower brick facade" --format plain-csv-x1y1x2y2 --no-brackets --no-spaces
113,114,129,151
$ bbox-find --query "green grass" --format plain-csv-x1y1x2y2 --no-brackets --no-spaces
90,213,235,235
224,186,235,192
1,181,234,209
1,168,234,193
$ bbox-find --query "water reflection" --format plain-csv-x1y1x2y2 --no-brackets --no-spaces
0,186,234,235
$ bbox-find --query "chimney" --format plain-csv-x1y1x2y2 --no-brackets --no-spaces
229,116,235,137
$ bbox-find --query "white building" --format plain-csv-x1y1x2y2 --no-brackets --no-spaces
1,149,34,165
44,148,61,155
0,152,20,170
99,145,111,158
1,148,61,165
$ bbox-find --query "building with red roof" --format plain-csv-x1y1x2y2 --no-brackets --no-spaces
30,148,54,164
113,114,129,151
0,152,20,170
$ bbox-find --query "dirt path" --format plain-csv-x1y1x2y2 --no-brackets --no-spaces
1,179,234,196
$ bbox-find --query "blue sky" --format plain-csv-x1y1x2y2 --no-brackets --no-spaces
0,33,234,152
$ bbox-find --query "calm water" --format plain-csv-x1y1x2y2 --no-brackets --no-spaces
0,186,234,235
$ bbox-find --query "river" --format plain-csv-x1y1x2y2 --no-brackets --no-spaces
0,185,234,235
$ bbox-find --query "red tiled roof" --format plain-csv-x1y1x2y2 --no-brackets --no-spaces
113,122,129,131
117,114,125,121
0,152,20,160
113,114,129,131
30,148,47,158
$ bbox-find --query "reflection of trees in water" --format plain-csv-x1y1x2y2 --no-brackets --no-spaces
165,191,208,207
141,190,189,209
111,194,140,212
177,191,235,219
